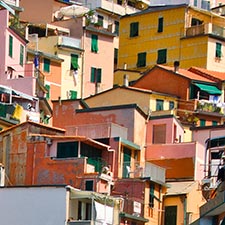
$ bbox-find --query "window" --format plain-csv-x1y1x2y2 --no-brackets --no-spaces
85,180,94,191
212,121,218,126
216,42,222,58
130,22,139,37
200,119,206,127
9,35,13,57
45,84,50,100
114,21,119,35
165,206,177,225
43,58,50,72
69,90,77,100
156,99,164,111
137,52,146,67
20,45,24,66
149,183,155,208
169,101,175,110
157,49,167,64
57,141,78,158
71,54,79,70
153,124,166,144
91,67,102,83
91,34,98,53
114,48,118,64
194,0,197,6
158,17,164,32
97,15,103,27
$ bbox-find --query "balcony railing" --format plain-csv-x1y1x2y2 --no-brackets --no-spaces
184,23,225,39
197,100,222,114
58,36,81,49
66,122,128,139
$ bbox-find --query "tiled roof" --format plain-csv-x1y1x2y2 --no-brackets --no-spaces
189,67,225,81
158,65,216,83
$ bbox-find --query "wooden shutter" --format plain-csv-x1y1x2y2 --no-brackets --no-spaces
9,35,13,57
91,34,98,52
71,54,78,70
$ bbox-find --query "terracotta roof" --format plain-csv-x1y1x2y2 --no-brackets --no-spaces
189,67,225,81
158,65,216,83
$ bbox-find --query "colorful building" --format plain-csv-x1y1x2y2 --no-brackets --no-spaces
118,4,225,72
132,64,224,127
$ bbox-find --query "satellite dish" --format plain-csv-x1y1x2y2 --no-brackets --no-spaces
135,1,148,10
54,10,64,20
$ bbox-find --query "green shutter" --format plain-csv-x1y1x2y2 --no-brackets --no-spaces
137,52,146,67
43,58,50,72
114,48,118,64
122,147,131,178
20,45,24,66
91,67,95,83
212,121,218,126
130,22,139,37
158,17,163,32
200,119,206,127
97,69,102,83
216,42,222,58
157,49,167,64
45,84,50,100
149,184,155,207
90,68,101,83
70,90,77,99
9,35,13,57
71,54,78,70
91,34,98,53
114,21,119,35
156,99,164,111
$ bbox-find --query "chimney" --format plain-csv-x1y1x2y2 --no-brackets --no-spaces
174,61,180,73
123,74,129,87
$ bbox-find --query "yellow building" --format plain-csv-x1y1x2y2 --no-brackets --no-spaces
163,181,205,225
118,4,225,77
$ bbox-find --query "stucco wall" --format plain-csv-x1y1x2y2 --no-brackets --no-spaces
0,186,67,225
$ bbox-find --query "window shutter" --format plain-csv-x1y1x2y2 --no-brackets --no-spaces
216,42,222,58
71,54,79,70
45,84,50,100
91,67,95,82
157,49,167,64
137,52,146,67
20,45,24,66
96,69,102,83
9,35,13,57
43,58,50,72
130,22,139,37
70,90,77,99
91,34,98,53
158,17,163,32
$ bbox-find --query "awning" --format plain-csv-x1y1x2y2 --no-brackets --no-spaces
194,83,222,95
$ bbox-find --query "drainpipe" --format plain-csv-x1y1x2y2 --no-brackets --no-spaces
183,195,187,225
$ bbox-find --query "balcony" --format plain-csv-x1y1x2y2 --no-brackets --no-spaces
196,100,222,114
66,122,128,139
183,23,225,39
57,36,81,50
76,0,141,15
